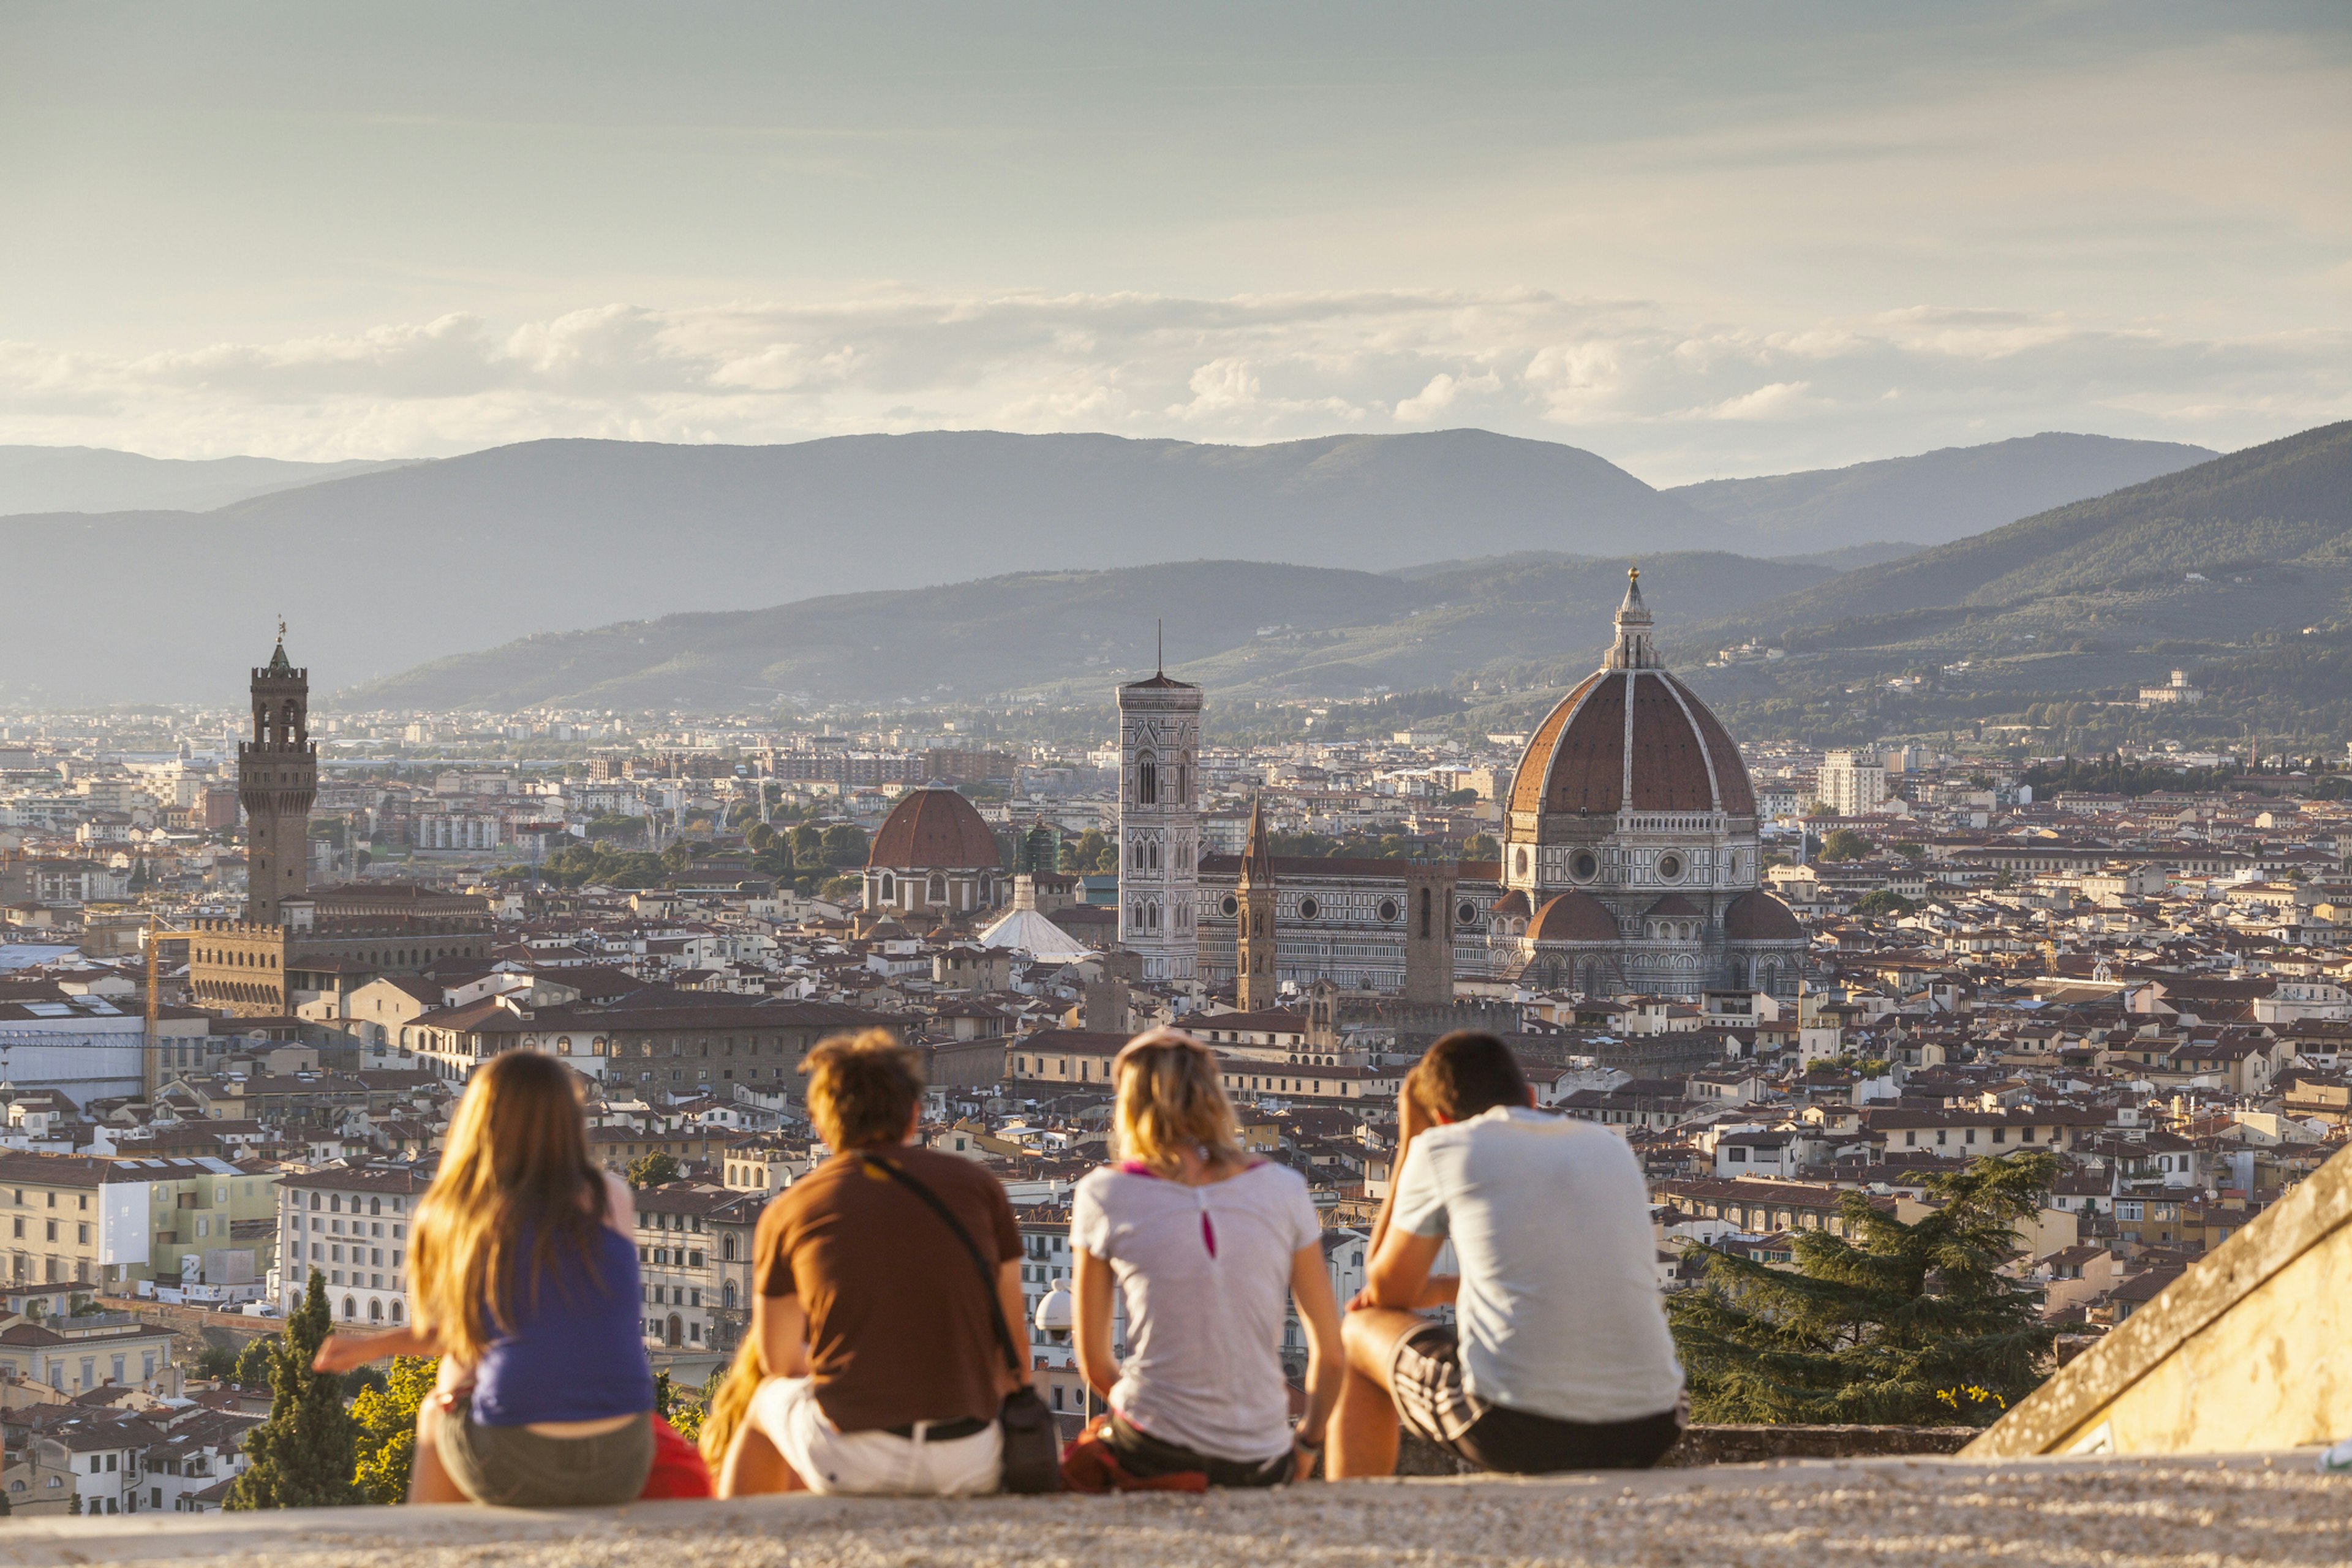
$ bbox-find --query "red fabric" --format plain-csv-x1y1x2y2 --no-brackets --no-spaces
1059,1418,1209,1495
638,1415,714,1499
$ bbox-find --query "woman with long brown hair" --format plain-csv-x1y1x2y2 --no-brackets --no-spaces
313,1049,657,1506
1067,1027,1342,1487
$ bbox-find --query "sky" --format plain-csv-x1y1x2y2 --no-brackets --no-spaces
1,1,2346,484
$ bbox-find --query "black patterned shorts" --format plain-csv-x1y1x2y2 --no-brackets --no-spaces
1387,1322,1683,1476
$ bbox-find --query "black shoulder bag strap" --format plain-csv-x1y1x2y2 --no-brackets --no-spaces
859,1152,1022,1376
861,1153,1064,1493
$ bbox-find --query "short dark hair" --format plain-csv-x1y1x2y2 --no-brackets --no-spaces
1408,1031,1529,1122
802,1028,923,1149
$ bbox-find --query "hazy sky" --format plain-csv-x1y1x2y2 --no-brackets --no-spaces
2,1,2346,482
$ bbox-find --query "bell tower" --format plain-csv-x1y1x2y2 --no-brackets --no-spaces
1235,795,1278,1011
239,625,317,925
1115,643,1202,982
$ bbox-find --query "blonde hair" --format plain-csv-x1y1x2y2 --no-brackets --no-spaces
699,1338,765,1464
1112,1028,1243,1177
410,1050,607,1364
801,1028,922,1151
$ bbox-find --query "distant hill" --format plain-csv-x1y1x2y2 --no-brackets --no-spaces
0,429,1722,701
346,550,1841,710
1672,420,2352,741
0,446,412,516
1667,432,2215,554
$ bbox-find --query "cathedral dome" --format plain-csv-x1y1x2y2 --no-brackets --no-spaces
1509,666,1757,818
1525,890,1621,944
1723,889,1804,941
868,786,1002,870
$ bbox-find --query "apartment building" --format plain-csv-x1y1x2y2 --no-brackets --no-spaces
633,1182,761,1352
274,1166,429,1325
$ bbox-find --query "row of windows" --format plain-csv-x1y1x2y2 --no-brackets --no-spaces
9,1219,87,1243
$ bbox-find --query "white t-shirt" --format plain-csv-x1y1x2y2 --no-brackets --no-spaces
1390,1106,1683,1424
1071,1159,1321,1463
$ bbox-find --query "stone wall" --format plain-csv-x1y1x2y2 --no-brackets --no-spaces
1394,1422,1977,1474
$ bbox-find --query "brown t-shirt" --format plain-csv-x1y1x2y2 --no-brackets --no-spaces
754,1147,1020,1432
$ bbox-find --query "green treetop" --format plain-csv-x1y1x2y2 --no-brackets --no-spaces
226,1269,361,1509
1667,1152,2059,1427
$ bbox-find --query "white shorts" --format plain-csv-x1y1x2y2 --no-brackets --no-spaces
747,1376,1003,1497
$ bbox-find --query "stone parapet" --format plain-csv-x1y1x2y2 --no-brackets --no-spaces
0,1453,2328,1568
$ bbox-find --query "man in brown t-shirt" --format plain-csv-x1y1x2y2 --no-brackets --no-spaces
718,1030,1026,1497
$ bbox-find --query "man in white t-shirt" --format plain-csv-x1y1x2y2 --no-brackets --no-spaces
1327,1031,1685,1477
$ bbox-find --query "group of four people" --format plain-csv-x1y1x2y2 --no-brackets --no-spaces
314,1023,1685,1504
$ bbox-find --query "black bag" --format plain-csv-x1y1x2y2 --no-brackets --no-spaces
862,1155,1065,1494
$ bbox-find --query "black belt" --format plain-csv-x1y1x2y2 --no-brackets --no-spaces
879,1415,993,1442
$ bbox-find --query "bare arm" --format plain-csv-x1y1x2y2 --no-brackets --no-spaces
754,1289,810,1380
1363,1229,1455,1311
1074,1249,1119,1401
1366,1088,1432,1257
601,1169,637,1238
312,1324,443,1374
1288,1243,1344,1465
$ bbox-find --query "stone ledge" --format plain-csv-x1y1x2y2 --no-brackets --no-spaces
0,1453,2339,1568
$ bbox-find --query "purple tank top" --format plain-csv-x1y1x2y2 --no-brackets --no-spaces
469,1224,655,1427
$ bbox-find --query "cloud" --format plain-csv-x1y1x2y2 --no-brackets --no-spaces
0,288,2343,483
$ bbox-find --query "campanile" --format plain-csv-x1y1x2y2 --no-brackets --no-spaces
239,628,317,924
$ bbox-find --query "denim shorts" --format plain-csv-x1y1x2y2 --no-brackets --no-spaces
432,1406,655,1508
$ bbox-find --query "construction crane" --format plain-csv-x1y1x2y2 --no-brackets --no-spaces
143,911,202,1102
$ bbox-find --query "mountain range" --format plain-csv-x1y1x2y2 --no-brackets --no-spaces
1664,432,2214,553
1672,420,2352,741
359,421,2352,729
0,426,2245,704
0,446,412,516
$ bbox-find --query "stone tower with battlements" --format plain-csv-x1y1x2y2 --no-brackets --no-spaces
1116,664,1202,981
239,630,316,925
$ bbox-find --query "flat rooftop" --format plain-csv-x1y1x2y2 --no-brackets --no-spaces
4,1453,2342,1568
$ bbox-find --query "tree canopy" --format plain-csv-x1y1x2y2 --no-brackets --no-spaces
226,1270,361,1509
1667,1152,2058,1426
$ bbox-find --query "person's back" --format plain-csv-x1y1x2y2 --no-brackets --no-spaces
469,1218,654,1428
1064,1030,1343,1488
719,1028,1023,1498
1392,1106,1680,1424
1329,1031,1683,1479
759,1144,1015,1436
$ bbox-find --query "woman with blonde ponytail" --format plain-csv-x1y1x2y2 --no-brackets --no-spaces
1066,1028,1343,1487
312,1050,657,1506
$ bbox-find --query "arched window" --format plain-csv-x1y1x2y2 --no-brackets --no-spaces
368,1298,383,1322
1136,751,1158,805
369,1197,380,1216
880,872,896,902
928,874,946,904
342,1296,356,1321
722,1235,736,1262
392,1300,404,1324
557,1036,572,1055
1419,888,1433,939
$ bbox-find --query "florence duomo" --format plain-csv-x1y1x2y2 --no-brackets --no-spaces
1186,572,1806,1005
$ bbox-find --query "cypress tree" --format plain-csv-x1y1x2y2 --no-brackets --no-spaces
226,1270,361,1509
1668,1152,2059,1426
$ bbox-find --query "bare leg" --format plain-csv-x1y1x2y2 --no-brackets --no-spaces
718,1420,806,1498
409,1401,468,1504
1327,1308,1423,1480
